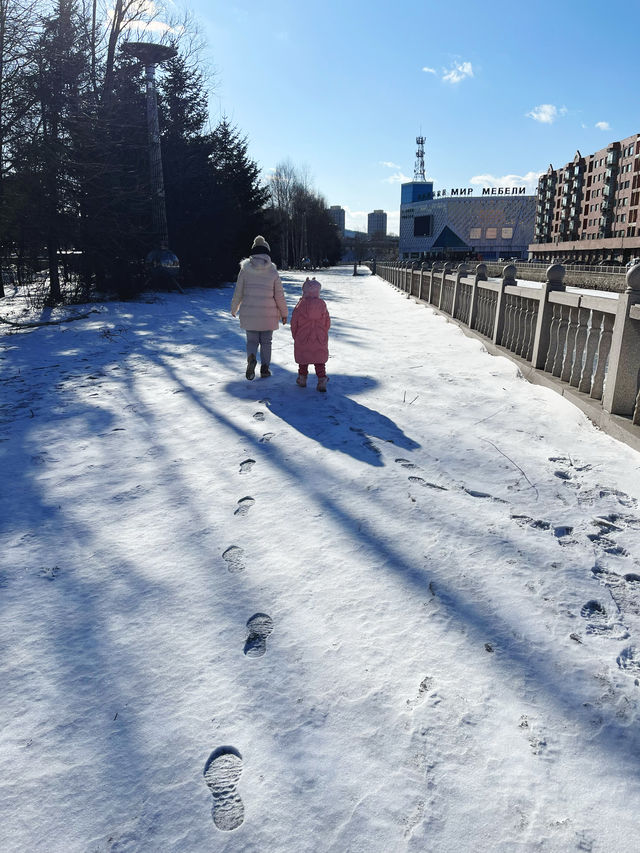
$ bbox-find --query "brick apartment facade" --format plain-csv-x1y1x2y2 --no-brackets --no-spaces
530,133,640,264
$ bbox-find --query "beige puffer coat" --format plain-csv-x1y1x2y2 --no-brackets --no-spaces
231,256,288,331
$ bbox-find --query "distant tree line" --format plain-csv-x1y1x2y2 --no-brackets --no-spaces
267,160,342,270
0,0,342,304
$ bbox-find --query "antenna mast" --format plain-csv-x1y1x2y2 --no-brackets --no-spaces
414,135,426,182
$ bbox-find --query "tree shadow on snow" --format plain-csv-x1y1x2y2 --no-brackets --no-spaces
224,371,420,466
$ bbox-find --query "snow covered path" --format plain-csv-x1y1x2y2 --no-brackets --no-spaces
1,267,640,853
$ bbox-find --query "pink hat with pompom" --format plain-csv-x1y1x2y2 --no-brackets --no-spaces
302,277,321,297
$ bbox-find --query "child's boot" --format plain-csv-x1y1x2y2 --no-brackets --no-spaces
246,353,257,380
260,364,271,377
296,373,307,387
317,376,328,392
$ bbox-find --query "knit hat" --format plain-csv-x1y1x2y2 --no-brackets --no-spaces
302,277,321,298
250,235,270,256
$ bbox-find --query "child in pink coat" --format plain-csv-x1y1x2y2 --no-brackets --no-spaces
290,277,331,391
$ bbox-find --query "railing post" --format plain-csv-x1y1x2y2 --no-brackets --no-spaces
531,264,566,369
493,263,516,344
419,262,429,301
410,261,419,297
469,263,487,330
439,262,452,309
428,263,438,304
452,263,469,320
602,264,640,416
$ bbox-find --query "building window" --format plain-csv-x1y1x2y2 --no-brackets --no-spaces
485,228,497,239
469,227,481,240
413,215,433,237
501,227,513,239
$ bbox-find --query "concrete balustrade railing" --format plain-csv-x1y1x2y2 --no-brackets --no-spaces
373,259,640,442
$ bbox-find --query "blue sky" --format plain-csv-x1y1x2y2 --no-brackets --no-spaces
178,0,640,233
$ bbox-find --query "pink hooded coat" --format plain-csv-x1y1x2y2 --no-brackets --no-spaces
290,278,331,364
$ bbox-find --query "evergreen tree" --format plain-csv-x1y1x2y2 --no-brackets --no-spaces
159,53,269,285
31,0,88,302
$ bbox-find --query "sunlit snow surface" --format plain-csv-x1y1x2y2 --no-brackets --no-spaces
1,267,640,853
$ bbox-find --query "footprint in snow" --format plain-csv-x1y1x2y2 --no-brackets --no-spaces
259,432,275,443
239,459,255,474
579,487,638,509
519,716,552,758
408,476,447,490
580,600,629,639
554,469,572,481
599,488,637,508
406,675,434,709
39,566,61,581
511,515,551,531
463,487,508,503
553,525,574,541
617,646,640,676
549,455,592,473
592,515,624,533
253,411,265,421
350,427,382,457
234,497,255,517
203,747,244,831
222,546,245,573
244,613,274,657
395,458,418,470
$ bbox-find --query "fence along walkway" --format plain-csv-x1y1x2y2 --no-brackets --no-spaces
374,261,640,450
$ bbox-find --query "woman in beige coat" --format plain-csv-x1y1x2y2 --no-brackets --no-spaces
231,236,288,380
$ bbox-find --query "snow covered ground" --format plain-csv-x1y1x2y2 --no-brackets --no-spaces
1,266,640,853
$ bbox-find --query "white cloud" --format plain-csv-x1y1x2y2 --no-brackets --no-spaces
115,0,183,36
595,121,611,131
422,66,437,74
344,207,367,232
382,171,412,184
379,161,402,170
442,61,473,84
526,104,567,124
470,171,544,194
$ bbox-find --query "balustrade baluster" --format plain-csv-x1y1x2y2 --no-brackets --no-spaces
571,306,589,387
478,290,487,335
552,304,569,376
526,299,536,358
503,295,514,350
489,292,498,339
561,305,579,382
579,310,601,394
592,313,614,400
545,303,561,373
511,296,524,355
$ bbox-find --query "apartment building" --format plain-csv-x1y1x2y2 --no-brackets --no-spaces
328,205,346,233
531,133,640,263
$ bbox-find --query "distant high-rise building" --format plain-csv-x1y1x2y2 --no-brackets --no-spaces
328,205,345,233
368,209,387,237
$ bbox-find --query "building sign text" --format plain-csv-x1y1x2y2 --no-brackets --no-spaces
434,187,528,197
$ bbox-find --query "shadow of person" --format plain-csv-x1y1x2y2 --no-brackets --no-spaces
224,371,420,467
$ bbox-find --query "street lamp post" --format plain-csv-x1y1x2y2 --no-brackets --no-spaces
122,41,181,288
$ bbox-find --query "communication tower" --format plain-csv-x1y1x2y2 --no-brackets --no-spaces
414,135,426,182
